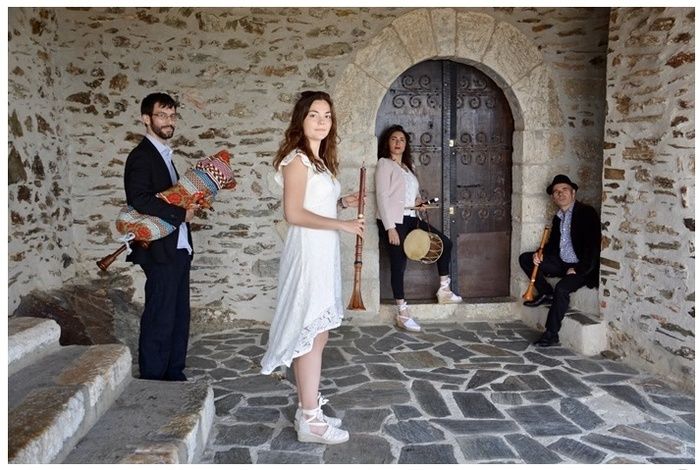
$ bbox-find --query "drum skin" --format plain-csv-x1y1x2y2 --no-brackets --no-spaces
404,229,443,264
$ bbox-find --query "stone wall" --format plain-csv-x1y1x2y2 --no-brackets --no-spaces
601,7,695,391
487,7,608,207
8,7,609,329
8,8,78,311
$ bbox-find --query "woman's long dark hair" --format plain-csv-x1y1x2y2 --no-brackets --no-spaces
377,124,414,174
273,90,339,176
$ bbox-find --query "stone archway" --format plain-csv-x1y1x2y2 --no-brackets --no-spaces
332,8,564,317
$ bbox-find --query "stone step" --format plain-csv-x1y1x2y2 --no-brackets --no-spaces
8,344,132,464
519,295,606,356
569,287,599,313
64,379,215,464
8,316,61,375
363,300,518,326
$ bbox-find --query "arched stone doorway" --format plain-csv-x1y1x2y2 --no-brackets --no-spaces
375,59,514,302
333,8,563,317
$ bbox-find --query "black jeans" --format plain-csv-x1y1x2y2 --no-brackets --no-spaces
378,216,452,300
519,252,587,335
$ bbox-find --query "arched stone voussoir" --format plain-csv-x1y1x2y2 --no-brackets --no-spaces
430,8,457,57
338,136,376,169
392,9,438,64
455,11,497,63
333,63,388,139
512,64,564,131
513,129,566,166
482,21,544,88
351,27,413,89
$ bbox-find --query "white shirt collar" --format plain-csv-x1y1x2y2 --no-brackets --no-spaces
145,133,171,158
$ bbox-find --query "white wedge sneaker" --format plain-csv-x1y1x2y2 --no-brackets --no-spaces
296,406,349,444
294,392,341,431
394,303,421,332
436,278,463,304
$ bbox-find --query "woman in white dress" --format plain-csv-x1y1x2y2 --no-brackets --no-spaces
260,91,364,444
375,125,462,333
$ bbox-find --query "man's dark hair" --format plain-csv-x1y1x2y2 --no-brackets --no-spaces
141,93,178,116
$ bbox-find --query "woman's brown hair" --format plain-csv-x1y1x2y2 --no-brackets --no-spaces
273,91,339,176
377,124,414,174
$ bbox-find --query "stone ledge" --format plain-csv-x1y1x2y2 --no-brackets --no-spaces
9,344,132,463
518,289,606,356
570,287,599,313
64,379,215,464
348,300,518,326
8,316,61,375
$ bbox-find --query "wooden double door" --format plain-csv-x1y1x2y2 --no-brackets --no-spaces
376,60,514,302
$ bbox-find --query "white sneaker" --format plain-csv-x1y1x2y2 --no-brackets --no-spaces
297,407,349,444
294,393,341,431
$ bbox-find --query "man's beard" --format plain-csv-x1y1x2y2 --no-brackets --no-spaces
152,123,174,140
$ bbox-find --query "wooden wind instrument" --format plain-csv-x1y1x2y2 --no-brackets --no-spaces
96,240,149,271
522,225,551,301
347,164,366,311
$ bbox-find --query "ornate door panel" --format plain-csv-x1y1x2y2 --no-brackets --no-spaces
451,65,513,298
376,60,512,302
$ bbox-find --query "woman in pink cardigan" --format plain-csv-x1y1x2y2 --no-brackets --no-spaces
375,125,462,332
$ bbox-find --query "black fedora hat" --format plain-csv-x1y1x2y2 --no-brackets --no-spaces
546,174,578,195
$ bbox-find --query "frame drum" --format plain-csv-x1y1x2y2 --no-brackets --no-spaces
403,229,444,264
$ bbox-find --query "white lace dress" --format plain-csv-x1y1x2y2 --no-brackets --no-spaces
260,150,344,375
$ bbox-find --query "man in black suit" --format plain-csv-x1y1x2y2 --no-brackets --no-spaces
124,93,196,380
519,174,601,347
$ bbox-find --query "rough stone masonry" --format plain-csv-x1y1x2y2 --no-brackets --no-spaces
7,7,693,391
600,7,694,391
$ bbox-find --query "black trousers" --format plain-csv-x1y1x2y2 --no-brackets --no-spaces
378,216,452,300
519,252,587,335
138,249,191,381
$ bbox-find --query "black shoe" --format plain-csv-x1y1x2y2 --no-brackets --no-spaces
523,293,553,307
533,332,560,347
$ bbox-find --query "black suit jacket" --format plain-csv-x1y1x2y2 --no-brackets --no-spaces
124,137,193,265
543,201,601,288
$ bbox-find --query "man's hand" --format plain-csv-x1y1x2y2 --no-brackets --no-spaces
185,206,198,222
533,251,543,266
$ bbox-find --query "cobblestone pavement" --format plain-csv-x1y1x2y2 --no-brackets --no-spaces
187,321,695,464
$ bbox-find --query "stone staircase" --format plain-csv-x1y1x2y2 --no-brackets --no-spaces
8,316,215,464
519,287,607,356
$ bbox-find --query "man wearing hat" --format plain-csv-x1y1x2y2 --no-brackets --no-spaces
519,174,601,347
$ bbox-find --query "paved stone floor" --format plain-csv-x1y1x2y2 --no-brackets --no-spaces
187,321,695,464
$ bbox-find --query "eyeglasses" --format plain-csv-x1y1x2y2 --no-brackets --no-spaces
151,112,179,121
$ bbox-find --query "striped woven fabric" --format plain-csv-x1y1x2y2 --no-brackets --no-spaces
116,206,176,241
116,149,236,241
